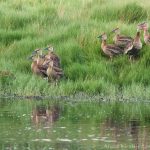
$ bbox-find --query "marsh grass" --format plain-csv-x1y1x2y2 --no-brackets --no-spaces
119,3,148,23
0,0,150,99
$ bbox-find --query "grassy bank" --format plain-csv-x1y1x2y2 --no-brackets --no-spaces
0,0,150,99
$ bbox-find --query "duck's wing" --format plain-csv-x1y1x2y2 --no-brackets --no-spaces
119,35,133,41
38,64,48,70
106,45,123,54
53,66,63,72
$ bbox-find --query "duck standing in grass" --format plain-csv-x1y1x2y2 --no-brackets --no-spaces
124,25,143,60
111,27,133,51
140,22,150,45
44,45,60,67
46,61,63,84
28,46,63,83
28,54,47,78
32,48,45,66
97,33,124,60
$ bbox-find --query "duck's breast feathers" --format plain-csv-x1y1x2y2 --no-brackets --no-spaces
133,40,142,49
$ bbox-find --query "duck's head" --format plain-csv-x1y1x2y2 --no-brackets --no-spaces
44,45,54,52
32,48,41,54
27,54,37,61
138,22,148,30
97,33,107,40
111,28,120,34
33,48,44,59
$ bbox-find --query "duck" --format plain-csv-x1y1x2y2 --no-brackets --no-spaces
28,54,47,78
140,22,150,45
111,27,133,50
44,45,60,67
46,61,63,84
32,48,45,66
124,25,143,60
97,33,124,60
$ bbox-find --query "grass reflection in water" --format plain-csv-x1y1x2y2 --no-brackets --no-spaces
0,99,150,149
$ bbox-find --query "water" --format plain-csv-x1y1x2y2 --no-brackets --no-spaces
0,99,150,150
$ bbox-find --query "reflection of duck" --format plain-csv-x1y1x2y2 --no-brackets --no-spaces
32,105,60,125
130,119,139,150
130,119,139,134
100,117,121,149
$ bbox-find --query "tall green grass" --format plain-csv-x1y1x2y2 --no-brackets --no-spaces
0,0,150,99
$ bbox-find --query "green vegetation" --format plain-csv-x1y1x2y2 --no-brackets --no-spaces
0,0,150,99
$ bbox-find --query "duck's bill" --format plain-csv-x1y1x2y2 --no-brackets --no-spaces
111,28,119,33
97,33,106,38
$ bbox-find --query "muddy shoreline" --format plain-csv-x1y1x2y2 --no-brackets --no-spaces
0,93,150,103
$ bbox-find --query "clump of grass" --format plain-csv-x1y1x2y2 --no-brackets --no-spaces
119,3,147,23
91,6,119,22
0,71,15,90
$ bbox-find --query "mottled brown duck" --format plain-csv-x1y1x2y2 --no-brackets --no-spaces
46,61,63,84
140,22,150,45
97,33,124,60
44,46,60,67
124,26,142,60
32,48,45,66
111,28,133,51
28,55,47,78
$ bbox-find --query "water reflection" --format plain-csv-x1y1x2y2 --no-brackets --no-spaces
99,117,150,150
0,101,150,150
130,119,139,150
32,104,60,126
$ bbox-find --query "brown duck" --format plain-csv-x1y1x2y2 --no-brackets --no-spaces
46,61,63,83
32,48,45,66
124,26,142,60
29,55,47,78
97,33,124,60
140,22,150,45
44,46,60,67
111,27,133,51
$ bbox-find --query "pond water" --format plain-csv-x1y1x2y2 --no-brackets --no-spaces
0,99,150,150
